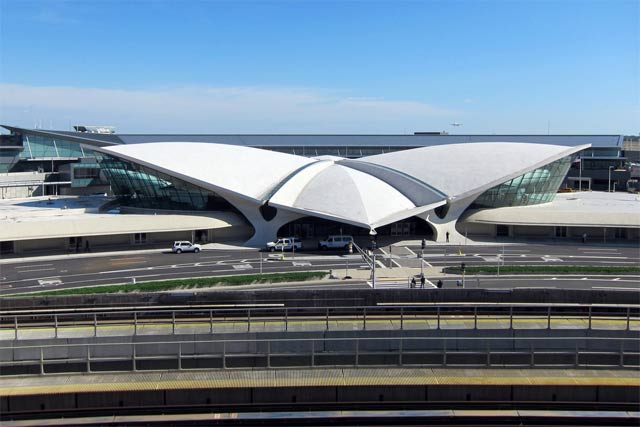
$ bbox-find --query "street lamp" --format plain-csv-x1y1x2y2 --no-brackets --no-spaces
369,229,377,289
578,157,582,192
608,166,614,192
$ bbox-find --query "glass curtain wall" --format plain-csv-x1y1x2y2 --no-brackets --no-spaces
469,156,573,209
97,154,239,212
19,135,92,159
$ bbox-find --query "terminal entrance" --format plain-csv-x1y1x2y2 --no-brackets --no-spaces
277,216,435,240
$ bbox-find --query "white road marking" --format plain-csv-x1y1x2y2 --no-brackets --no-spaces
592,287,640,290
15,264,53,269
17,268,55,273
109,257,147,261
405,246,417,256
37,278,62,286
542,255,563,262
199,255,231,259
292,261,312,267
568,255,629,259
232,264,253,270
612,277,621,281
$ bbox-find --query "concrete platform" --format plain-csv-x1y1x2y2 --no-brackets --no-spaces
2,367,638,397
2,315,636,341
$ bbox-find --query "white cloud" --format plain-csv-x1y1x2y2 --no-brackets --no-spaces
0,83,456,133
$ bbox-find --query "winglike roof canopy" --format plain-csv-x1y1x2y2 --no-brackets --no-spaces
355,142,589,199
96,142,315,201
94,141,588,230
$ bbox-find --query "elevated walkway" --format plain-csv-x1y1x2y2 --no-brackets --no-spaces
3,367,638,397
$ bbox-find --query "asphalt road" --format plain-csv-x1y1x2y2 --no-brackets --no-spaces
0,243,638,295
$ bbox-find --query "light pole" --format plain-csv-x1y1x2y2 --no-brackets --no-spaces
578,157,582,192
371,253,376,289
369,229,377,288
346,242,353,278
608,166,614,192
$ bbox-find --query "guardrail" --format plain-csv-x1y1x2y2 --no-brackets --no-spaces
351,240,374,269
2,336,638,375
2,304,638,340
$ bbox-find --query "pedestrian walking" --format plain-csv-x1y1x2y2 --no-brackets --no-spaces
420,275,425,289
410,277,416,288
446,231,450,243
436,279,443,289
582,233,587,244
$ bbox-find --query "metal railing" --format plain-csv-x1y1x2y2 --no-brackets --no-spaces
2,304,638,340
1,336,638,375
351,240,374,269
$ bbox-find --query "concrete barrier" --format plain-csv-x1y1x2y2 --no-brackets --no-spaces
4,288,640,311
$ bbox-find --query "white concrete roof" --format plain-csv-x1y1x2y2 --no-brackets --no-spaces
97,142,315,201
93,141,587,230
270,163,417,228
356,143,588,198
462,191,640,228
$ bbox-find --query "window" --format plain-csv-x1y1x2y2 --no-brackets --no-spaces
73,167,100,179
555,226,568,238
133,233,147,245
470,156,573,209
0,241,14,255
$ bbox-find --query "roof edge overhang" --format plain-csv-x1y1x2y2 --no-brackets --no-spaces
1,125,120,147
370,199,448,230
452,143,592,202
267,202,373,230
269,198,448,232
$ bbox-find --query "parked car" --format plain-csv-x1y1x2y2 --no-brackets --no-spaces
318,235,353,250
266,237,303,252
172,241,201,254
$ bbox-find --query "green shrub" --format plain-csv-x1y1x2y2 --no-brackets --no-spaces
6,271,329,297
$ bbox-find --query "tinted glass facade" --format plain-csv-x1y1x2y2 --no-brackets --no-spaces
20,134,92,159
469,156,573,209
97,154,239,212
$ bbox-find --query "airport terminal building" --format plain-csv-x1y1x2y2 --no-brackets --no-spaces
0,125,637,254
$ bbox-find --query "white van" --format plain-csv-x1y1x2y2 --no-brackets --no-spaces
318,235,353,250
266,237,303,252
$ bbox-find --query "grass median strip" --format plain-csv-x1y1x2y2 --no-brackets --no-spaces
6,271,330,296
443,265,640,275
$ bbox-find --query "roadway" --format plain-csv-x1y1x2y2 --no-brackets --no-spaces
0,242,638,295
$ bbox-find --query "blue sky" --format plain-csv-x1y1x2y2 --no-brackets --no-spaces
0,0,638,134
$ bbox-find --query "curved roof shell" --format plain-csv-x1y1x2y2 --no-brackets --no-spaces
354,142,589,199
96,142,315,201
94,141,588,230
